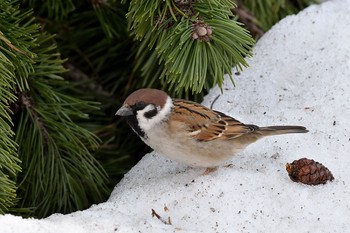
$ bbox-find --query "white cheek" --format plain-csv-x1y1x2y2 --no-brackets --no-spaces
136,97,173,131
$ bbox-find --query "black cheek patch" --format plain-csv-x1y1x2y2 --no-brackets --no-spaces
144,108,158,119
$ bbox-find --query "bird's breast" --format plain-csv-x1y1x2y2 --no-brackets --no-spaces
143,123,243,167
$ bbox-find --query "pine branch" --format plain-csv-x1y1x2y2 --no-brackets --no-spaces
127,0,255,93
28,1,148,191
0,0,37,214
13,32,109,217
1,0,110,217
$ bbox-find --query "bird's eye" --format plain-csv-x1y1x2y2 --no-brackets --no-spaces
144,105,159,119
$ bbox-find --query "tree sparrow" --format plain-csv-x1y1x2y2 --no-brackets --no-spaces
116,89,308,170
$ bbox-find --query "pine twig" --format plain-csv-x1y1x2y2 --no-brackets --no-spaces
232,5,264,38
20,93,49,143
0,32,34,59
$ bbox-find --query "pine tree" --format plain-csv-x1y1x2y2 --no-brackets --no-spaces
1,0,108,217
0,0,317,217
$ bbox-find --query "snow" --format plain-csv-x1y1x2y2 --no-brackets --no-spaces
2,0,350,232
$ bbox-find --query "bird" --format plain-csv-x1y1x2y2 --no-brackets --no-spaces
116,88,308,173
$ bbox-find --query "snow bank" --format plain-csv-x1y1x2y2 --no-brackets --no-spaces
1,0,350,232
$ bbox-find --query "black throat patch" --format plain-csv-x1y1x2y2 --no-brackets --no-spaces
125,115,146,139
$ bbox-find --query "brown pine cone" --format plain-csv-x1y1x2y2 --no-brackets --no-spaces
286,158,334,185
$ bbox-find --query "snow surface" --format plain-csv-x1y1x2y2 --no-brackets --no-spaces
1,0,350,232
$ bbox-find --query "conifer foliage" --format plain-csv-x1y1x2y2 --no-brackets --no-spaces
128,0,255,93
0,1,108,217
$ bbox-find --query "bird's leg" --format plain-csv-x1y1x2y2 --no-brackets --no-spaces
202,167,218,175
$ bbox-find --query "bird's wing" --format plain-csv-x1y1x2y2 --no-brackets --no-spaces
170,99,259,142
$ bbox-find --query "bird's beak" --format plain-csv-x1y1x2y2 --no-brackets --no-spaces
115,105,133,116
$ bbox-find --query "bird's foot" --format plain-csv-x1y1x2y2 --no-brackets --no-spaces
202,167,218,175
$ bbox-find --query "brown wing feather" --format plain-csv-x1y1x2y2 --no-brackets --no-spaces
170,99,259,142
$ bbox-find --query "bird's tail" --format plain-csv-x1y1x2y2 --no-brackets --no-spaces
258,126,308,136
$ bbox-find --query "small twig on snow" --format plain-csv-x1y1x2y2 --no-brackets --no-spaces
210,95,221,109
151,209,172,225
